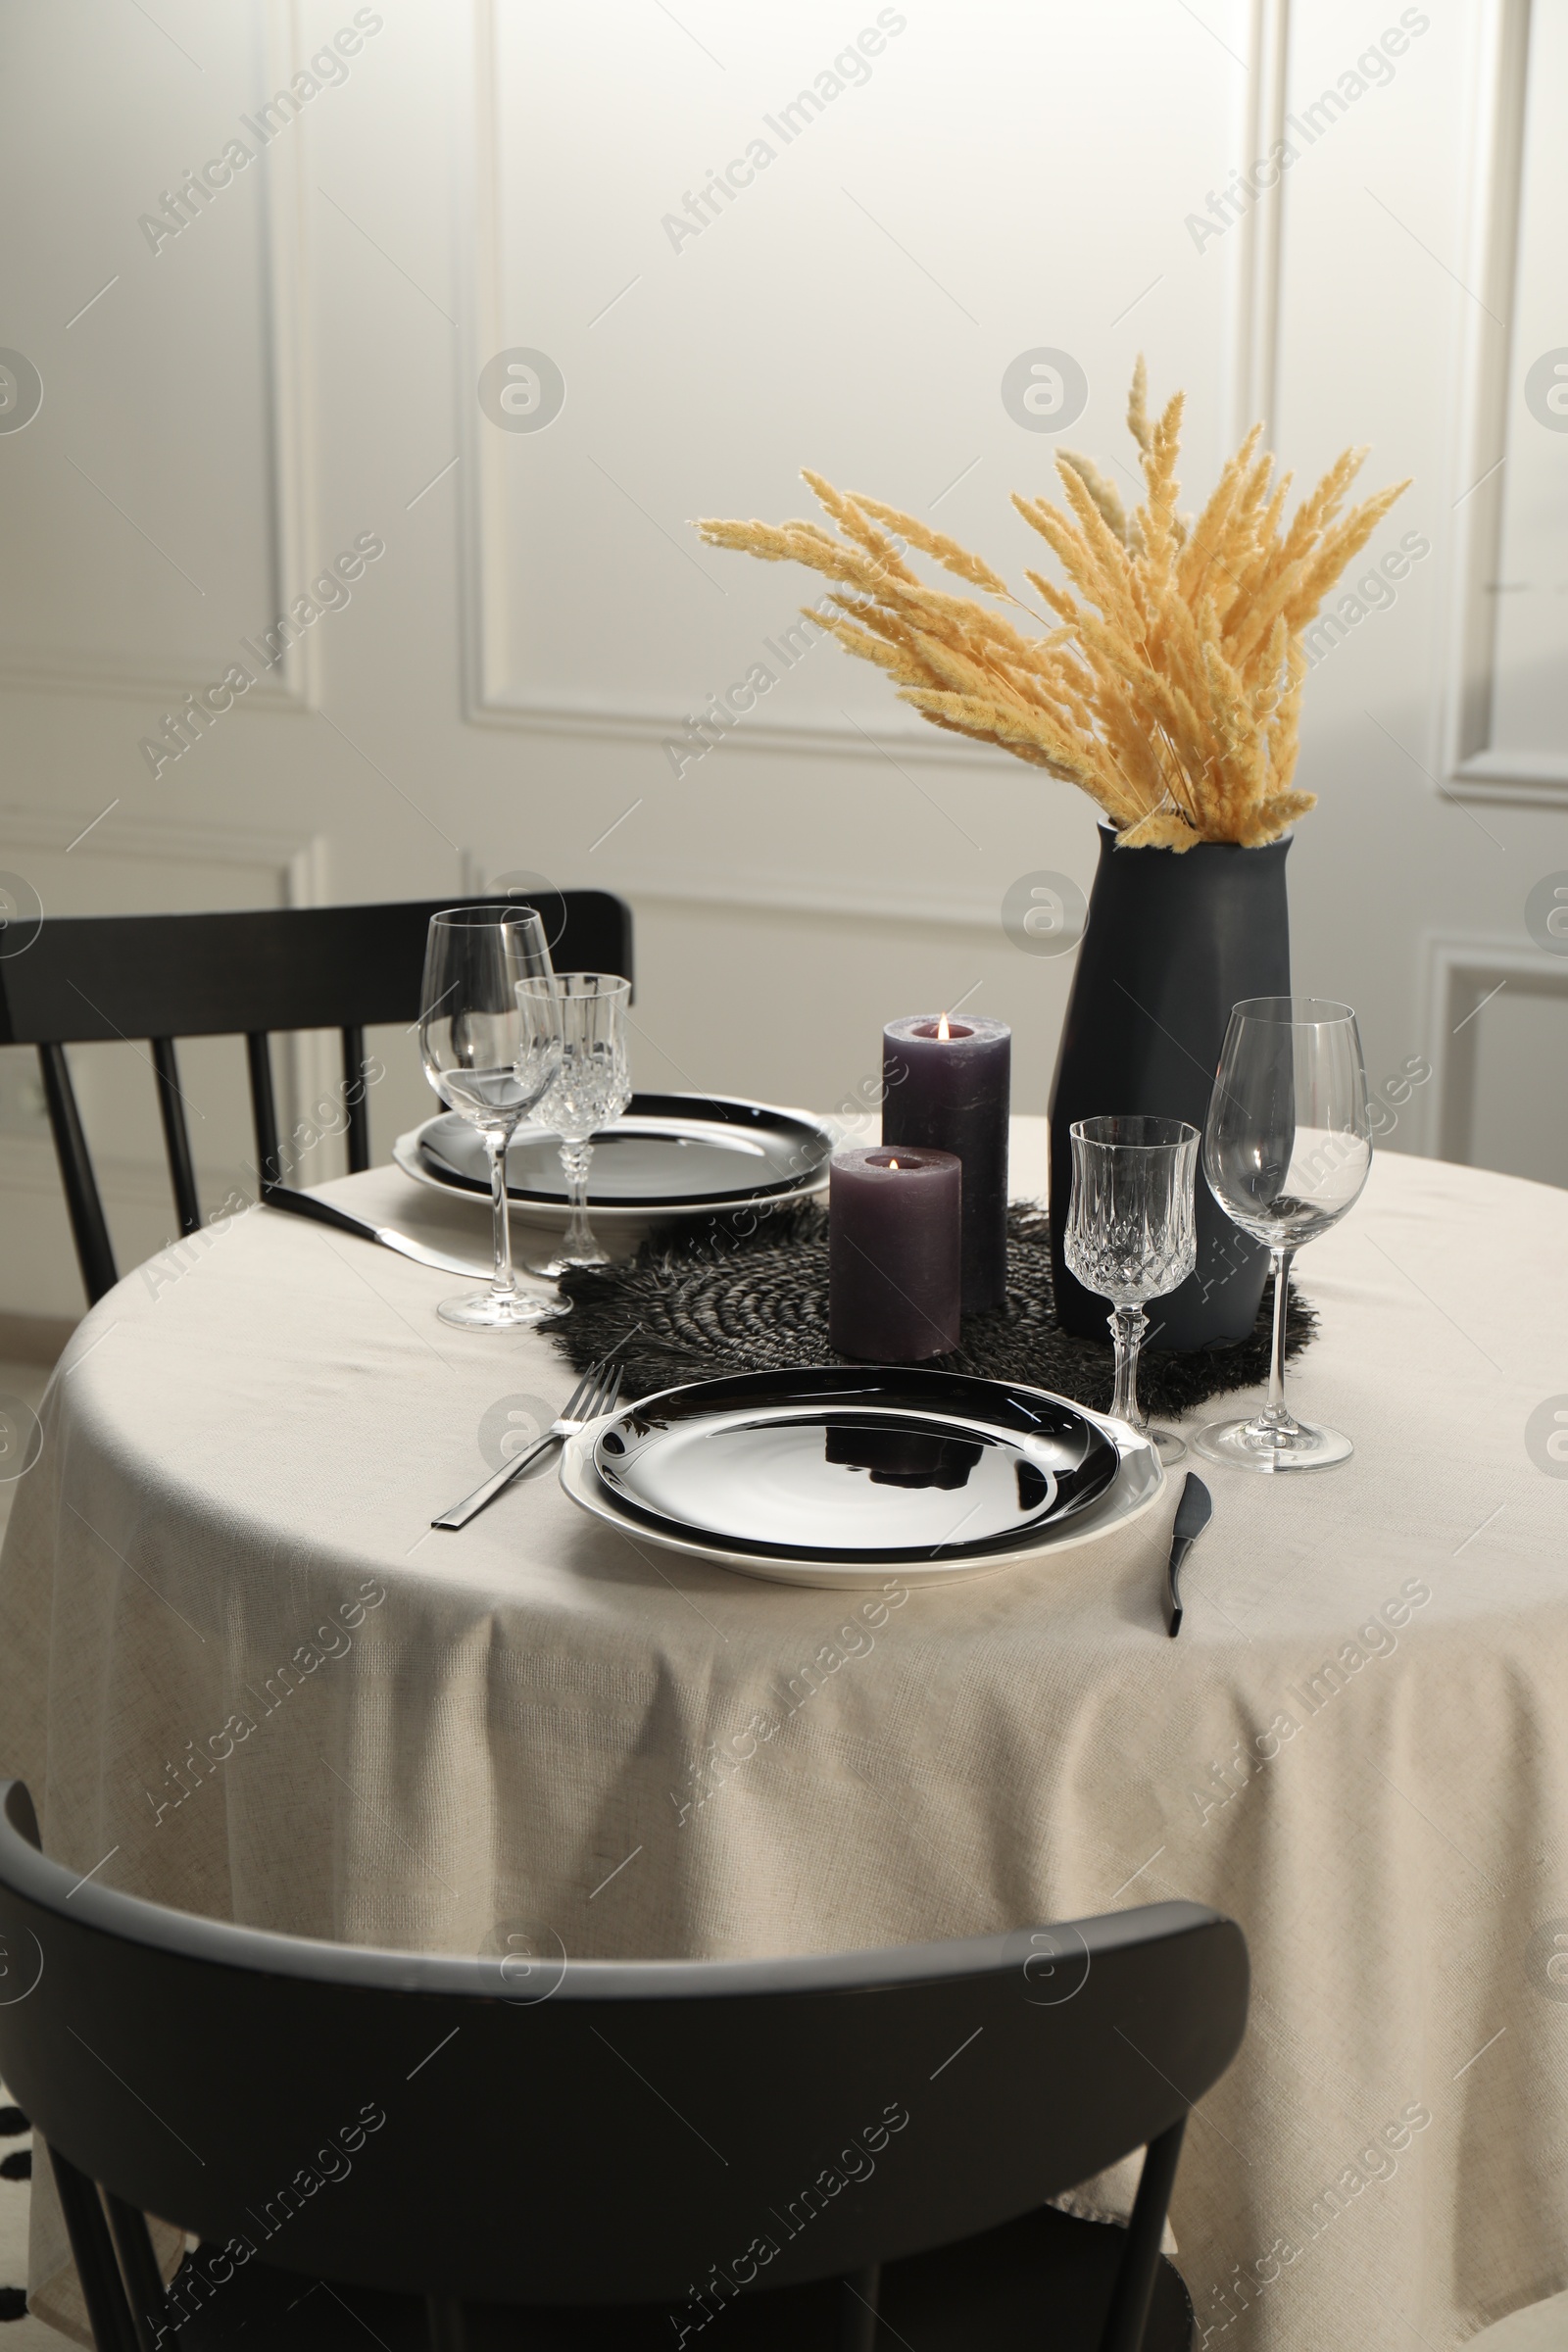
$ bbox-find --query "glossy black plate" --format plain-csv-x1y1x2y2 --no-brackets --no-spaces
591,1366,1119,1564
417,1094,833,1207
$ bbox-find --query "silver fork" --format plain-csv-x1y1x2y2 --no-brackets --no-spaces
431,1359,624,1531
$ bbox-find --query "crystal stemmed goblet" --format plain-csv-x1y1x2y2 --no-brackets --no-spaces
1196,997,1372,1473
418,906,564,1330
517,973,632,1277
1063,1115,1200,1466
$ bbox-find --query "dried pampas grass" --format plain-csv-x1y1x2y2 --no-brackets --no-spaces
697,361,1408,849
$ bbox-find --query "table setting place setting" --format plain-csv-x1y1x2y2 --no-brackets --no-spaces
253,369,1403,1632
264,899,1370,1630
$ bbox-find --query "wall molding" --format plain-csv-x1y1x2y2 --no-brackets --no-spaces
1441,0,1568,807
1422,933,1568,1164
0,806,328,906
458,0,502,738
257,0,318,710
0,647,305,710
1446,746,1568,807
463,849,1026,935
458,685,1028,769
1228,0,1290,449
456,0,1286,776
627,866,1012,932
0,1,316,712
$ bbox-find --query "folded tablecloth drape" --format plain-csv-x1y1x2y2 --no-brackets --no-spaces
1,1127,1563,2347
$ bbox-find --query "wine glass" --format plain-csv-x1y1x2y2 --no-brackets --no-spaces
1196,997,1371,1473
1063,1115,1199,1465
517,974,632,1276
418,907,564,1330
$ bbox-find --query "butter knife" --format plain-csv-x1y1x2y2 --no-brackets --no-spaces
1164,1472,1212,1639
262,1186,489,1279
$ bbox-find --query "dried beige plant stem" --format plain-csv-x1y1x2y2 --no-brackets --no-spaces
697,361,1408,848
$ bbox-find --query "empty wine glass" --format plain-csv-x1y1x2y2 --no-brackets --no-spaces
418,907,564,1330
1197,997,1372,1473
1063,1115,1200,1465
517,973,632,1276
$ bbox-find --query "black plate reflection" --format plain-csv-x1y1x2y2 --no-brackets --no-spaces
591,1366,1119,1564
417,1094,833,1207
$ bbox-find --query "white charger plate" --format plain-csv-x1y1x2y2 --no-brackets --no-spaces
559,1400,1164,1589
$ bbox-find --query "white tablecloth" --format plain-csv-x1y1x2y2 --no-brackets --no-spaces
1,1126,1564,2348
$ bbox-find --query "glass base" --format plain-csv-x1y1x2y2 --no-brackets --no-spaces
437,1286,568,1331
1194,1413,1352,1474
525,1245,610,1279
1139,1425,1188,1466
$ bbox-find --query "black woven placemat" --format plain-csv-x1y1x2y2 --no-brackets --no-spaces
549,1200,1313,1418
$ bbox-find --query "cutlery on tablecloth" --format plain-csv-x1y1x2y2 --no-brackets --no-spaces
433,1358,624,1531
1164,1472,1213,1638
261,1185,491,1280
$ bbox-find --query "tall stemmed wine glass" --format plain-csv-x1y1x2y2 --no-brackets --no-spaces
518,973,632,1276
1197,997,1371,1472
1063,1115,1200,1465
418,907,564,1330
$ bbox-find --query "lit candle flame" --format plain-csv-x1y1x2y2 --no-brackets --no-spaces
937,1011,951,1040
888,1158,899,1169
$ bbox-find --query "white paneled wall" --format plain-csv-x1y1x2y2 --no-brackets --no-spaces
1,0,1565,1319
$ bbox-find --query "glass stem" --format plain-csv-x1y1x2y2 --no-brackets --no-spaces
560,1142,596,1256
1256,1246,1300,1437
1108,1304,1149,1430
486,1126,516,1300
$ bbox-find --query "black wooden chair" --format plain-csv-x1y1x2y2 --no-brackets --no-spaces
0,894,632,1306
0,1779,1247,2351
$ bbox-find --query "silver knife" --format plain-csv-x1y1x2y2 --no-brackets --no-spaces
1164,1472,1213,1639
262,1186,489,1279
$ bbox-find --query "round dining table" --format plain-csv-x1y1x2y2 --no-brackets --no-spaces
1,1120,1564,2349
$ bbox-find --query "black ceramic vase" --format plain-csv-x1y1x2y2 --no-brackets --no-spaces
1049,823,1292,1351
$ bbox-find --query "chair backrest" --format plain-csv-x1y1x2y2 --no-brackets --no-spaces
0,1781,1248,2317
0,892,633,1305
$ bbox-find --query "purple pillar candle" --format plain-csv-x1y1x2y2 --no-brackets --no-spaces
883,1014,1011,1313
829,1147,961,1363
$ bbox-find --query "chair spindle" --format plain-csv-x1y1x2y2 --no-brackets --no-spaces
425,2295,470,2351
101,2188,172,2352
341,1024,371,1173
838,2263,882,2351
150,1039,201,1238
37,1041,118,1304
1098,2115,1187,2352
47,2148,139,2352
245,1032,281,1194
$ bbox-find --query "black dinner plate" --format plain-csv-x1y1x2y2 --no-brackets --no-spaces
590,1366,1119,1564
417,1094,833,1207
